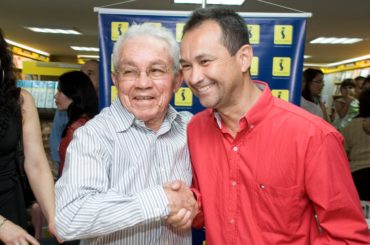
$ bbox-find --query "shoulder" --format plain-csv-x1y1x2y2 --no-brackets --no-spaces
273,98,336,136
176,110,193,125
188,109,213,130
20,89,35,108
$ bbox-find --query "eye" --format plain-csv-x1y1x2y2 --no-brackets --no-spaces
181,63,191,71
149,66,167,76
200,59,210,65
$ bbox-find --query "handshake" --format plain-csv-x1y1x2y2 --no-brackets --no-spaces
163,181,198,230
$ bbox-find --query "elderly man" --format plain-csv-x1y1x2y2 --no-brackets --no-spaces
55,23,195,244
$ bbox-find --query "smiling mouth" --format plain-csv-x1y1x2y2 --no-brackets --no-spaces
134,96,155,100
197,83,214,94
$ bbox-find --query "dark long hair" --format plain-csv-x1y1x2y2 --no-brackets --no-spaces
58,71,98,137
0,29,21,137
358,89,370,118
302,68,324,103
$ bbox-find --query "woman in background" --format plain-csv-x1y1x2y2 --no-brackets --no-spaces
332,78,359,130
341,88,370,200
301,68,329,121
55,71,98,176
0,29,56,244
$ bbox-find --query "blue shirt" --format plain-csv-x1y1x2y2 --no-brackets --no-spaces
49,110,68,162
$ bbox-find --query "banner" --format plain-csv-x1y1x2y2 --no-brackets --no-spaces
95,8,310,243
96,9,310,112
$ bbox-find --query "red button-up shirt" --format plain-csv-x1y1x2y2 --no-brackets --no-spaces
188,81,369,244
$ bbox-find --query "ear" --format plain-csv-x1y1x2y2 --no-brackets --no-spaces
111,72,119,87
237,44,253,73
173,70,184,93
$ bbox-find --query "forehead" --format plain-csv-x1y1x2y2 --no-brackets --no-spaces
120,36,172,65
181,21,226,57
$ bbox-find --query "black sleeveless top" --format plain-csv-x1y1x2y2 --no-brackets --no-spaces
0,106,27,229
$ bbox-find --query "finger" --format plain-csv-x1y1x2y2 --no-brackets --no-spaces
166,208,187,225
24,234,40,245
170,181,182,190
174,210,192,228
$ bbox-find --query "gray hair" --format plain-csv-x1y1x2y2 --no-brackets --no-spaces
112,23,180,73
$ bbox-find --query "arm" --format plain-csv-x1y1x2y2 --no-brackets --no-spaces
55,126,172,240
335,98,352,119
20,90,56,234
305,132,369,243
0,215,39,245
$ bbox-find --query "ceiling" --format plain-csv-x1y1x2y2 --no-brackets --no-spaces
0,0,369,65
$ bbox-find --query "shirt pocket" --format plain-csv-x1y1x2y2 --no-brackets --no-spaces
251,181,302,234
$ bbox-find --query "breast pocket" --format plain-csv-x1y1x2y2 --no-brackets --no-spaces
251,181,303,234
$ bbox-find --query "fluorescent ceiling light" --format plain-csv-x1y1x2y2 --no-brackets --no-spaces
71,46,99,52
174,0,245,5
304,54,370,67
26,27,81,35
77,55,100,59
5,38,50,56
304,55,311,59
310,37,362,44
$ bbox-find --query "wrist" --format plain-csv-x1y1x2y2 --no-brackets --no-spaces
0,217,7,230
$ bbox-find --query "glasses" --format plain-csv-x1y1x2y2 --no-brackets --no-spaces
116,64,172,81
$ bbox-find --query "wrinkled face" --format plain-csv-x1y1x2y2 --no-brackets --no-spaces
180,20,250,111
112,36,182,131
309,73,324,96
54,89,72,111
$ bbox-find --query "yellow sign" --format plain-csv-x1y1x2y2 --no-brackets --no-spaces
11,46,49,62
111,22,129,41
176,23,185,42
272,89,290,101
111,85,118,102
247,24,260,44
274,25,293,45
175,87,193,106
250,57,259,76
272,57,291,76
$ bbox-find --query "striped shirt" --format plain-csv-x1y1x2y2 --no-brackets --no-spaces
55,99,193,245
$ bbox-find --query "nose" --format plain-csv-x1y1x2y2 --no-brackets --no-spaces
187,65,204,86
136,71,153,88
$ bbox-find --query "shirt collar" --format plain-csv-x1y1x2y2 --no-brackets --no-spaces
213,80,273,129
110,98,179,133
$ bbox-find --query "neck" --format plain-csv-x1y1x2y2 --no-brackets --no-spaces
217,79,262,136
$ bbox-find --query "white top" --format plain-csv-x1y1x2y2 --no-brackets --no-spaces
55,98,193,244
300,96,323,118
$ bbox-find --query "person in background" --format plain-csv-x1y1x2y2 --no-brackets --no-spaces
332,78,359,130
171,7,370,244
361,75,370,91
56,71,98,176
300,70,325,118
354,76,365,99
55,23,195,244
0,29,57,244
80,59,99,94
49,60,99,177
341,88,370,200
301,68,329,121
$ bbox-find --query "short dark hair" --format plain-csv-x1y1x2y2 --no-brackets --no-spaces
58,71,98,136
358,88,370,118
182,7,249,55
340,78,355,89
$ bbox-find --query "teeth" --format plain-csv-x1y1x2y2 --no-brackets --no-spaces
135,96,153,100
198,84,212,93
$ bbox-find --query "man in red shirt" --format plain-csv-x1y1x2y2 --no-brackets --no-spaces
170,7,370,244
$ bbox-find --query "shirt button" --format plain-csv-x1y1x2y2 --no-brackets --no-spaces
231,180,237,187
229,219,235,224
259,184,265,189
233,146,238,152
250,124,254,129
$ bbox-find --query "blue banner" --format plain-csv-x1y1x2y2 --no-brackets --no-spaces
96,8,309,243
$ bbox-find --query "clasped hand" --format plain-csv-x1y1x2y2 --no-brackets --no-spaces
163,181,197,230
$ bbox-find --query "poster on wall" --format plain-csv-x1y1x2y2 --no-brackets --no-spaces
96,9,310,113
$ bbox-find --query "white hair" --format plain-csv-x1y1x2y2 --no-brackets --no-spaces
112,23,180,73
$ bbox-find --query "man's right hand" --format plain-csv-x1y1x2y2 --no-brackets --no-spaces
163,181,197,230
